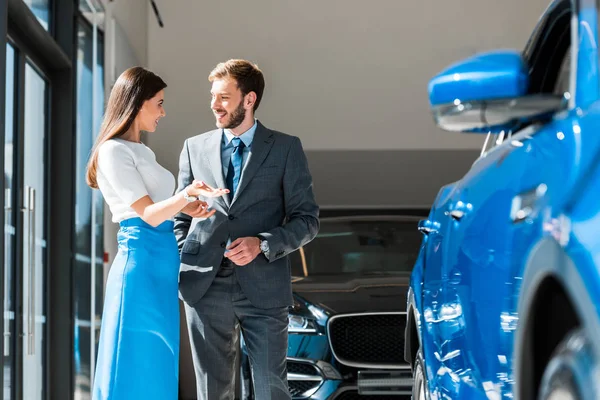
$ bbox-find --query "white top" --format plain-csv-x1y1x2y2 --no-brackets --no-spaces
97,138,176,223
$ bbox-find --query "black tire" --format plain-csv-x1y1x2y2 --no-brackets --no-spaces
538,329,588,400
412,350,427,400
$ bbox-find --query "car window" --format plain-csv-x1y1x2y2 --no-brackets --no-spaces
289,219,422,277
554,45,571,96
522,0,572,95
475,0,571,160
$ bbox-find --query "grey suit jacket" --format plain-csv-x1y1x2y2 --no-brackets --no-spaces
174,121,320,309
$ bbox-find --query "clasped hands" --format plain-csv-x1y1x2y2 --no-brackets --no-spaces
181,180,228,219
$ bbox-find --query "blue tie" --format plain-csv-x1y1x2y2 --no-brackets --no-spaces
226,137,245,199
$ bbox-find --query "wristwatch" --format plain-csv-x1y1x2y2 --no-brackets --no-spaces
183,186,198,202
257,235,270,257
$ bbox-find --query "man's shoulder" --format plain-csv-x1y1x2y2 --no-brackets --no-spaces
186,128,220,147
270,129,296,141
259,123,298,145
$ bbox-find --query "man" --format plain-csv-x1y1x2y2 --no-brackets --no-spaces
174,59,320,400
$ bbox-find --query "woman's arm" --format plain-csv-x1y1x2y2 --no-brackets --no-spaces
97,140,228,227
131,182,226,227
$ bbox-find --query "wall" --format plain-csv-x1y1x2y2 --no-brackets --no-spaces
101,0,148,79
145,0,550,207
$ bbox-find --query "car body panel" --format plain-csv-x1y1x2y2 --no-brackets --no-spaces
409,1,600,399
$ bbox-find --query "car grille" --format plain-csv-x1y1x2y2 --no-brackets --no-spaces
328,313,407,368
289,380,320,398
286,361,319,376
333,391,411,400
287,360,322,398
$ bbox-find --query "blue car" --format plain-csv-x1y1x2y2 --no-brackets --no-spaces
405,0,600,398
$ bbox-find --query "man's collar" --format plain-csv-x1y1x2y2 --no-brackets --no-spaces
223,119,257,147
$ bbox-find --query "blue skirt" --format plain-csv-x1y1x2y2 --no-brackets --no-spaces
93,218,180,400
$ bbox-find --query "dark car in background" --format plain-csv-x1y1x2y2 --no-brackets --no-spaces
240,211,426,399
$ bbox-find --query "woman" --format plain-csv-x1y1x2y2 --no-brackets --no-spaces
86,67,228,399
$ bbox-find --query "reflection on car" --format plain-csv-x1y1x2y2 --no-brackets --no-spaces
240,211,426,399
406,1,600,399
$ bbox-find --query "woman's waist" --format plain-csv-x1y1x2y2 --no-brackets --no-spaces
116,218,177,248
119,217,174,232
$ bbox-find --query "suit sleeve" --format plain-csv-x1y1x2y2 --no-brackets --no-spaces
259,137,320,261
174,139,194,251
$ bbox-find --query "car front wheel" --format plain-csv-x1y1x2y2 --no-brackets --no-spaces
412,350,427,400
538,329,595,400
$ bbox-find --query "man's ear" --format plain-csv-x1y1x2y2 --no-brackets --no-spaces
245,92,257,110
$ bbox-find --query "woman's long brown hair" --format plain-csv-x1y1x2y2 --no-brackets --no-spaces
86,67,167,188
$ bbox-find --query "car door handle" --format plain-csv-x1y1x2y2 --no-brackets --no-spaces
445,201,471,221
511,183,547,223
447,210,465,221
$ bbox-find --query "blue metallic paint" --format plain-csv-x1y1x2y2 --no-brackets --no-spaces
409,0,600,398
428,50,528,106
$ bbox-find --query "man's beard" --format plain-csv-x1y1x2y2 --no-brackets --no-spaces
218,100,246,130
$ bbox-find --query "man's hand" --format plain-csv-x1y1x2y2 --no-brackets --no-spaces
225,237,261,266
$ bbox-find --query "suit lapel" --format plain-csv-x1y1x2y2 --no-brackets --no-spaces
203,130,230,208
231,122,274,206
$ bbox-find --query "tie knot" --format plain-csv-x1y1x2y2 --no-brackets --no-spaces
232,137,244,149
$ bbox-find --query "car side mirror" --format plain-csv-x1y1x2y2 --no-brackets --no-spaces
428,50,566,133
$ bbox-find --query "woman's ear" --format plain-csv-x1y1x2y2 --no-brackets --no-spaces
138,100,147,114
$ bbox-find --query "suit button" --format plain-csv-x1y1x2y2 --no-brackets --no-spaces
220,242,226,248
228,215,235,220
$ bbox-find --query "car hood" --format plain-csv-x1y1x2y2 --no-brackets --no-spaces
292,273,410,315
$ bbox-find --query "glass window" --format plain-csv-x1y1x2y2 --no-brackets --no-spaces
290,218,422,277
22,0,50,31
4,43,16,400
74,19,94,397
554,46,571,96
74,13,105,399
22,59,49,400
522,0,571,94
93,22,105,347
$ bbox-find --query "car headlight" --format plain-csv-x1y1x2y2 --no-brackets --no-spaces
288,314,318,333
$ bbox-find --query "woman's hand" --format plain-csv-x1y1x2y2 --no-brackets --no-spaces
181,200,216,219
186,180,229,198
